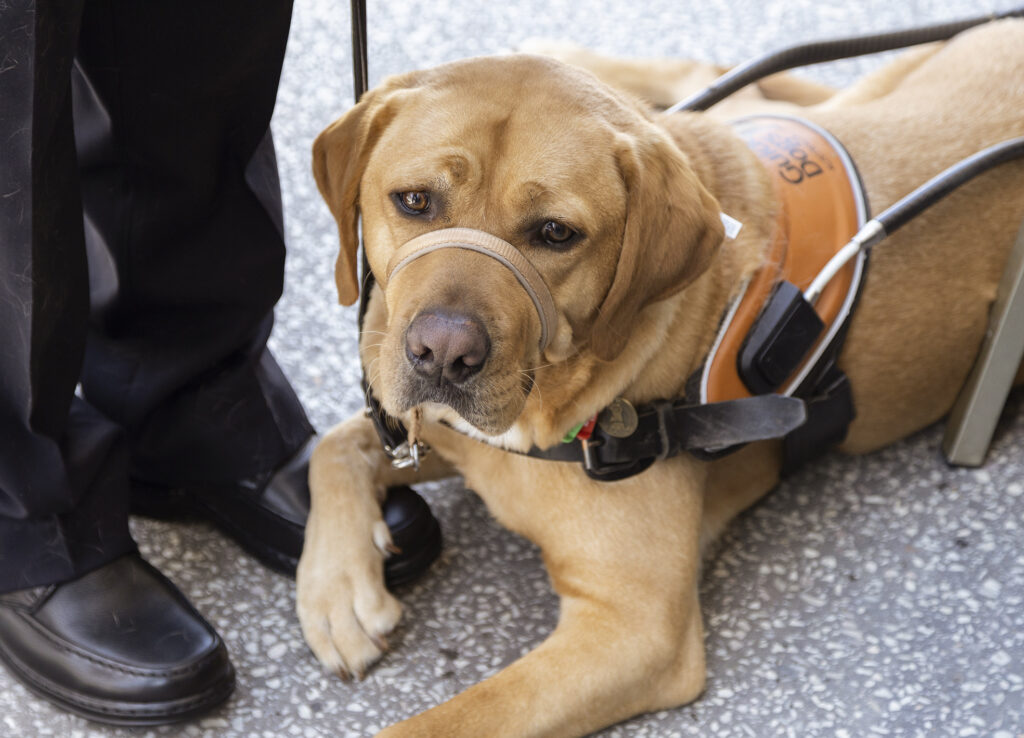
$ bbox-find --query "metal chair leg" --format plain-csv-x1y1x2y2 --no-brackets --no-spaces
943,217,1024,466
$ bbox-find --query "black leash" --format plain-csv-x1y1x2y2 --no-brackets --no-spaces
348,0,419,463
350,0,371,327
351,0,374,327
350,0,368,102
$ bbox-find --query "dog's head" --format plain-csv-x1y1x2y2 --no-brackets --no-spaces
314,55,724,436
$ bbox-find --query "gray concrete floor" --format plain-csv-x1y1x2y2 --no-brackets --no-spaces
3,0,1024,735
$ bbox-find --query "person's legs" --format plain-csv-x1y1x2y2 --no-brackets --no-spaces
71,0,327,576
74,0,313,489
0,2,235,725
69,0,440,583
0,0,136,593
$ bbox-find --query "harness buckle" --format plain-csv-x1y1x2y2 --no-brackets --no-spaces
580,436,655,482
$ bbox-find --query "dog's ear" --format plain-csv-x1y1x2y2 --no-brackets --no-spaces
312,75,415,305
590,128,724,360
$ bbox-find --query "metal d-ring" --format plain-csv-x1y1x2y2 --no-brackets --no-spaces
387,440,431,471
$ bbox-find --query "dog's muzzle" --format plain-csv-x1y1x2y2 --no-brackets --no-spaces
384,227,558,352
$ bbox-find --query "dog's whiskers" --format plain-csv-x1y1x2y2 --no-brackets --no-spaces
517,369,541,411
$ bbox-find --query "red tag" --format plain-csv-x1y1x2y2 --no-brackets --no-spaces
576,416,598,441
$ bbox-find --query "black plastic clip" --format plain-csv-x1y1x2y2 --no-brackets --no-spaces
580,436,656,482
739,280,825,395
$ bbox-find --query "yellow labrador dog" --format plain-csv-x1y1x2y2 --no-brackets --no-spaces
297,19,1024,737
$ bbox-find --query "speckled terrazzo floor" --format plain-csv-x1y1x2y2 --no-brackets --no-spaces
3,0,1023,736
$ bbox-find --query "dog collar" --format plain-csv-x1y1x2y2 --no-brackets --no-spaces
384,227,558,352
527,394,808,481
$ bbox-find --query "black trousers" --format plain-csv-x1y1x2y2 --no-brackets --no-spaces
0,0,312,592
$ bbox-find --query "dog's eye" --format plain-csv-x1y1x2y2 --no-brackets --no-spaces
539,221,577,247
395,191,431,215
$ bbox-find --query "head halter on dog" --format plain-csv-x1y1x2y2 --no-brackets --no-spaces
384,227,558,352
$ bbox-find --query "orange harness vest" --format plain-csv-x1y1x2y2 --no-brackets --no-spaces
700,115,869,407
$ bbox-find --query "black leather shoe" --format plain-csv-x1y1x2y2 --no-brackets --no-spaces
132,437,442,584
0,554,234,726
381,484,443,587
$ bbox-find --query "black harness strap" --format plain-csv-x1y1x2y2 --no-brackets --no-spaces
526,395,807,481
781,364,854,475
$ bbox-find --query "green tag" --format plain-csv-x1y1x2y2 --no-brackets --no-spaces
562,421,585,443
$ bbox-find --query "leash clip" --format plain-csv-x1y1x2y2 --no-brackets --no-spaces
386,439,431,471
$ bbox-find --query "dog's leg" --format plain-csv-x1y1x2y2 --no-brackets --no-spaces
296,412,454,678
701,440,782,549
518,40,833,110
753,72,835,106
376,452,709,738
818,43,942,109
518,39,729,109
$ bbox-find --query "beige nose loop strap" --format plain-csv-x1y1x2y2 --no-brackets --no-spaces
385,227,558,351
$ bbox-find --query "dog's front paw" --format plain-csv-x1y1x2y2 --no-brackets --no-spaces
296,544,403,679
296,417,409,678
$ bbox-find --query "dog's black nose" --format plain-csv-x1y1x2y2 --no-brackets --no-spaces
405,309,490,385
